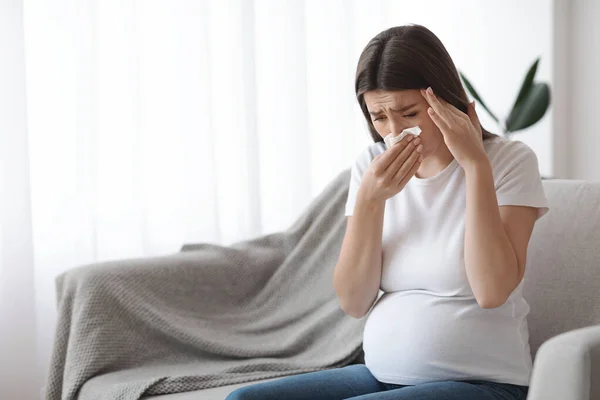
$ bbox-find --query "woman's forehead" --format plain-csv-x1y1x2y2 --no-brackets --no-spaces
364,89,421,108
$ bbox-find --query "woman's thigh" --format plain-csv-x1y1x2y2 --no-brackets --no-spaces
225,364,389,400
345,380,528,400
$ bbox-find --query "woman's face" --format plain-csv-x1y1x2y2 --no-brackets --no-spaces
363,89,444,159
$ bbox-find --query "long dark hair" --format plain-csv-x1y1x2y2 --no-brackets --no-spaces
355,24,496,143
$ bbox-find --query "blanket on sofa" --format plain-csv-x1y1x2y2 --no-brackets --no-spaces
44,168,368,400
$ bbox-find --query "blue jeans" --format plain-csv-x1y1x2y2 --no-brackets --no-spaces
225,364,529,400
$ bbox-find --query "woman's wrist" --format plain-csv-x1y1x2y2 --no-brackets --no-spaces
356,188,386,212
463,156,492,178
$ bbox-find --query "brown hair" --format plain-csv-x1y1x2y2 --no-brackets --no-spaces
355,24,495,143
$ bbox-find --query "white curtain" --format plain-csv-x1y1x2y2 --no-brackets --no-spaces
0,0,552,397
1,1,37,398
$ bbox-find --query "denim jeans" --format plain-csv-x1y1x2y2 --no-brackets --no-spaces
225,364,529,400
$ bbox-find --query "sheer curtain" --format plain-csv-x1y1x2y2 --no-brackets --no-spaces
1,1,37,398
1,0,552,397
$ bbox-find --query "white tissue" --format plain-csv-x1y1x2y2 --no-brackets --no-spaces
384,126,422,148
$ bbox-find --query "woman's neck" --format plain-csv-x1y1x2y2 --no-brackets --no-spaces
415,142,455,179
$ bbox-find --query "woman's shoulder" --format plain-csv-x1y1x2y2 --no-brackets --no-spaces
352,141,387,168
483,136,539,169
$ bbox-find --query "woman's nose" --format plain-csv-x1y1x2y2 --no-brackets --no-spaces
388,119,407,136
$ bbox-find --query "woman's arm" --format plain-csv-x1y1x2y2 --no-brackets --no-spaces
419,87,539,309
335,136,422,318
464,160,538,308
334,190,385,319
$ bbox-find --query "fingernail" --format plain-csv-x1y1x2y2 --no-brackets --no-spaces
413,138,421,145
427,87,433,95
417,144,423,152
406,135,414,142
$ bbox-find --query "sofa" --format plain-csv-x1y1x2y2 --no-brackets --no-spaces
138,179,600,400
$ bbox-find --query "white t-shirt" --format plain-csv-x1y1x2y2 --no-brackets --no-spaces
344,136,549,387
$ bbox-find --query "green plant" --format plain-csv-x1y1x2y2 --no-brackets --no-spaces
459,57,551,139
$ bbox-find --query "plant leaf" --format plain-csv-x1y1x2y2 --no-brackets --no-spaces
505,82,550,132
459,71,499,123
509,57,540,113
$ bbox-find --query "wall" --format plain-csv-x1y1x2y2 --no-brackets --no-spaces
553,0,600,180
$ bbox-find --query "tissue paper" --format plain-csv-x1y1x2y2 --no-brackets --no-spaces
384,126,422,148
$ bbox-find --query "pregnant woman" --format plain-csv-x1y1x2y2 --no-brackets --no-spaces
226,24,549,400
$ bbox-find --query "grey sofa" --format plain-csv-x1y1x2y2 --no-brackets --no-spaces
144,179,599,400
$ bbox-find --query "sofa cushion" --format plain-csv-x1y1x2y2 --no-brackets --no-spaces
523,179,600,357
142,376,293,400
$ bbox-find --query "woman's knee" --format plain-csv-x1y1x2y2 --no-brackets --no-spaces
224,365,375,400
225,386,256,400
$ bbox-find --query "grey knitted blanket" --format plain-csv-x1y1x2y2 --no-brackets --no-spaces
43,168,367,400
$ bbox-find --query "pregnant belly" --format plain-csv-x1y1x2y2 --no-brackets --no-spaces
362,290,528,384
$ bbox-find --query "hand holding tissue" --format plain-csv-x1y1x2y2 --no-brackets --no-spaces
384,126,422,148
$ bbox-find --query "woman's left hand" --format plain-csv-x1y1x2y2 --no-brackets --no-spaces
421,87,489,170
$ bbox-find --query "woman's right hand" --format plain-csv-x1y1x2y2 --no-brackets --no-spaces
358,134,424,204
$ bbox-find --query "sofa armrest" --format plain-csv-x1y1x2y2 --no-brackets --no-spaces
528,324,600,400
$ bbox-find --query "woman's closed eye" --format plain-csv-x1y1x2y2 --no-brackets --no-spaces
373,112,417,122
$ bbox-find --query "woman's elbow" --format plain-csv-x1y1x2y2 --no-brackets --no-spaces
339,300,367,319
476,293,508,309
